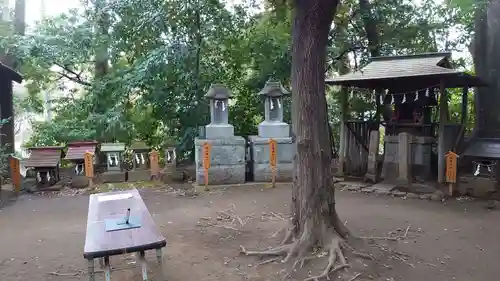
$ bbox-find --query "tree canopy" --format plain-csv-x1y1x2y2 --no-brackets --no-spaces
0,0,479,156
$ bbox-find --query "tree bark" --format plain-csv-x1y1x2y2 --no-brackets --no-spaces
291,0,347,244
473,0,500,137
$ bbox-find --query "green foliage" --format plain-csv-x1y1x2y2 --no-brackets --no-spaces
0,0,478,156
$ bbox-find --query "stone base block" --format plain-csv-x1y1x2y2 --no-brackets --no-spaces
160,168,183,183
71,176,89,189
128,170,151,182
205,124,234,139
258,122,290,138
194,137,246,185
381,162,398,181
196,164,246,185
100,171,126,183
459,176,497,198
253,163,293,182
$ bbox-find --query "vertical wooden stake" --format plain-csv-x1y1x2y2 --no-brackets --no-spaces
203,142,211,191
269,139,277,188
445,151,458,197
84,151,95,188
9,156,21,193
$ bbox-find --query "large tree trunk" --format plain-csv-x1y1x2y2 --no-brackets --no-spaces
291,0,346,244
473,0,500,137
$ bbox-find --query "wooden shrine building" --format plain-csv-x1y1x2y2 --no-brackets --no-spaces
326,52,486,186
24,146,65,187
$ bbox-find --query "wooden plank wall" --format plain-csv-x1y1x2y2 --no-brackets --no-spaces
344,121,371,176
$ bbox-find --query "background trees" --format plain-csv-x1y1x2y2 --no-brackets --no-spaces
0,0,478,157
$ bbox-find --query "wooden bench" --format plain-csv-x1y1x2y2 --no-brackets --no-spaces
84,189,166,281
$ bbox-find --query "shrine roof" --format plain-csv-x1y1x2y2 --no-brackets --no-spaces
65,141,98,161
0,62,22,83
100,142,126,152
129,141,149,151
326,52,486,90
24,146,65,168
462,138,500,159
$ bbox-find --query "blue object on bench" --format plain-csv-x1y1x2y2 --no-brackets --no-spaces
105,216,142,232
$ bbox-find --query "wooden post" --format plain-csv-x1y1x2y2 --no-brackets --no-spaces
202,142,211,190
84,151,94,187
338,87,348,176
445,151,458,196
461,87,468,125
269,138,277,188
149,150,159,180
438,81,449,184
9,156,21,193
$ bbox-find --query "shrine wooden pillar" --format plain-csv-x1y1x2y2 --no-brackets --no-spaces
438,80,449,183
461,87,468,125
337,87,349,176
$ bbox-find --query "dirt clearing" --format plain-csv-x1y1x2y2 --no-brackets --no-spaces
0,184,498,281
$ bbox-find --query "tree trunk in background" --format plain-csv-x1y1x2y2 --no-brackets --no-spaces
359,0,391,123
0,0,25,155
291,0,348,244
473,0,500,137
94,0,109,78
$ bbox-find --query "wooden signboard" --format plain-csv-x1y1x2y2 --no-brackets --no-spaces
445,151,458,196
269,139,277,187
203,142,211,189
84,151,94,187
9,156,21,193
149,150,159,179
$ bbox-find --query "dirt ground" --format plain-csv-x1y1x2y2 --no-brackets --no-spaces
1,183,499,281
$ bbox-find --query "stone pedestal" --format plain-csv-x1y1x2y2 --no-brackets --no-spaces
249,136,294,182
160,163,183,183
100,171,126,183
71,175,89,188
205,124,235,139
128,170,151,182
258,121,290,138
382,133,434,183
195,137,246,185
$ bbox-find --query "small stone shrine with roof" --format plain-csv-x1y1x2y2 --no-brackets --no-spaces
128,141,151,182
64,141,98,188
194,84,246,185
100,142,126,183
24,146,65,187
249,80,294,182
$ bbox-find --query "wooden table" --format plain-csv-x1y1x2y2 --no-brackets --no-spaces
84,189,166,281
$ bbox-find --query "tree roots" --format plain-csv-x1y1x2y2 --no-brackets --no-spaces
240,223,411,280
240,225,358,281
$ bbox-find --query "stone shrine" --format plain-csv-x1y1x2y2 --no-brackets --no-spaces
100,142,126,183
194,84,246,185
161,146,183,183
249,81,294,182
127,141,151,182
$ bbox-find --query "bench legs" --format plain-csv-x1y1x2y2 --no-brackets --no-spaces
156,248,162,265
104,256,111,281
87,249,163,281
139,251,148,281
87,259,95,281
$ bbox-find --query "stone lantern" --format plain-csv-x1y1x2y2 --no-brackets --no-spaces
257,80,290,138
194,84,246,185
249,80,294,182
204,84,234,139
